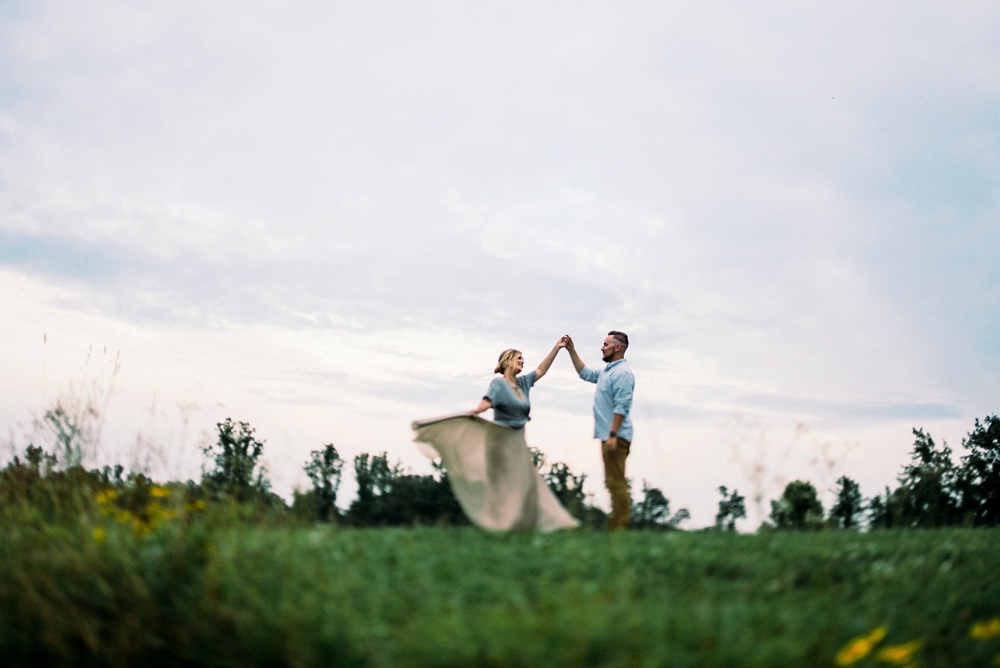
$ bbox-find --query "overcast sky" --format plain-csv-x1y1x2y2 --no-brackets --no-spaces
2,2,998,527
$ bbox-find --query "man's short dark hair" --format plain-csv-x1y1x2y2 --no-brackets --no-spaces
608,330,629,349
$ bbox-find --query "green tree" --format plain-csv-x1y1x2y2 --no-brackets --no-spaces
769,480,823,530
955,415,1000,526
352,452,402,506
202,418,272,504
528,446,546,471
715,486,747,531
894,428,958,527
347,452,466,527
867,485,907,529
632,480,689,530
302,443,344,522
828,476,864,529
545,462,588,518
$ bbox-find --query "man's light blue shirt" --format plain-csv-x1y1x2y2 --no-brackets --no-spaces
579,359,634,441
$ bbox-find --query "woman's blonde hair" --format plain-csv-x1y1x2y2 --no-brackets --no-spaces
494,349,522,375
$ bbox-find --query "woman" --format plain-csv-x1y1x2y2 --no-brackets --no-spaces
470,345,557,427
412,340,578,532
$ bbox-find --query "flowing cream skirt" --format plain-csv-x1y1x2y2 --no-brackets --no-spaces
412,413,579,532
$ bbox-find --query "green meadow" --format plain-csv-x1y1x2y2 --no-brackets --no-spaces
2,508,999,667
3,397,998,666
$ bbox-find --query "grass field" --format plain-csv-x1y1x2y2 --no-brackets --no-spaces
2,516,999,667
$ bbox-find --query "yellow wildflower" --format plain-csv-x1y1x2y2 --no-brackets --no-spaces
150,485,171,498
971,618,1000,640
185,499,207,513
92,526,107,543
836,626,888,666
875,639,922,665
132,518,151,536
96,489,118,504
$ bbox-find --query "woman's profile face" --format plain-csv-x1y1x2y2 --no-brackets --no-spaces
497,349,524,375
513,354,524,375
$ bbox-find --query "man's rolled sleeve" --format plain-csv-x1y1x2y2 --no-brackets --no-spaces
579,366,600,384
610,374,634,417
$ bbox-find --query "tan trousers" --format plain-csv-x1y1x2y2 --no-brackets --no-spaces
602,437,631,530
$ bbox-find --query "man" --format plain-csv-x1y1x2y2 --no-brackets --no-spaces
563,331,635,530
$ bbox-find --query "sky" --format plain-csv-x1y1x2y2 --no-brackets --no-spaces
1,1,998,528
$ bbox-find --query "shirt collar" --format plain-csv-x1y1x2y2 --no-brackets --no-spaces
605,359,625,370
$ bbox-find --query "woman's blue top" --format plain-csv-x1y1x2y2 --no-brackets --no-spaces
484,370,537,428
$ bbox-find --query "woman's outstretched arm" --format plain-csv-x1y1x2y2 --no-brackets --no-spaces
470,397,491,415
533,339,566,381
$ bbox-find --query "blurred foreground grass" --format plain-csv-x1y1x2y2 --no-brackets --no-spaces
2,512,999,667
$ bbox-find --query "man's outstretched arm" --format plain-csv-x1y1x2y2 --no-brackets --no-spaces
562,335,586,374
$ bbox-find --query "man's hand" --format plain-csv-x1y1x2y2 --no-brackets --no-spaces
563,334,586,373
602,435,619,454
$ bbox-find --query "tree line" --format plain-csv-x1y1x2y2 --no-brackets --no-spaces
752,415,1000,531
2,408,997,531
